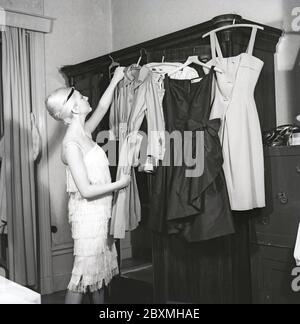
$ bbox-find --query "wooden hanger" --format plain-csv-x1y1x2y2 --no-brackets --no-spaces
168,55,223,76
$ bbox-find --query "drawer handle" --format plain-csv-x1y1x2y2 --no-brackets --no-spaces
277,193,288,205
297,165,300,173
260,216,269,226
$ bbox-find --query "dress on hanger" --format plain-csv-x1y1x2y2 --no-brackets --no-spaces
148,68,235,242
206,28,266,211
65,141,119,293
109,65,165,239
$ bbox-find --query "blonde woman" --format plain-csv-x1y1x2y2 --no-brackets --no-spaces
45,67,130,304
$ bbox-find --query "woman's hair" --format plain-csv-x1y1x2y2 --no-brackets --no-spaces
45,88,73,125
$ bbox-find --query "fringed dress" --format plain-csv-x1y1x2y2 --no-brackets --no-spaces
65,141,119,293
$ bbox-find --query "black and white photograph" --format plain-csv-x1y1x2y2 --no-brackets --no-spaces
0,0,300,307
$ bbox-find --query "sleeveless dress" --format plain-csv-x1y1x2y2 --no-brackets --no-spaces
206,27,266,211
65,141,119,294
148,68,234,242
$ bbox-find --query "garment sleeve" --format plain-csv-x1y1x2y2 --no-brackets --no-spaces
144,78,166,167
126,82,148,169
128,73,166,172
109,86,120,141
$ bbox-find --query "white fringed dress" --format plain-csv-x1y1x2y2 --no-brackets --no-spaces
65,141,119,293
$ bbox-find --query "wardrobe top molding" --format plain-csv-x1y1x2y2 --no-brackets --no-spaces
61,14,282,78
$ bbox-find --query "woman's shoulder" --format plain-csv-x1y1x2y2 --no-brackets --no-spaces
62,132,83,149
61,136,83,165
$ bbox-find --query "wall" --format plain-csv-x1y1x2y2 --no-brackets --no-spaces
111,0,300,126
0,0,44,15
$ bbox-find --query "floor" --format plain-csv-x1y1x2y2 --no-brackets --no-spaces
42,261,154,305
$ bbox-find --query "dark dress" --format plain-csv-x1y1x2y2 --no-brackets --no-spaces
148,68,235,242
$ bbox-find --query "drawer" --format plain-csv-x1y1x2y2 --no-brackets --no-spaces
250,199,300,248
250,244,299,304
265,155,300,201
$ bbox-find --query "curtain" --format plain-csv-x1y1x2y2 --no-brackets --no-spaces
0,37,3,138
2,27,37,287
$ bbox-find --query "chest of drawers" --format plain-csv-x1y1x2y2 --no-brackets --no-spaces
250,146,300,304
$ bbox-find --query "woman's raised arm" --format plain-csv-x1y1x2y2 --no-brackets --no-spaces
85,67,125,135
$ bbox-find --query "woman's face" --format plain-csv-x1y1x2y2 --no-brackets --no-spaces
73,90,92,115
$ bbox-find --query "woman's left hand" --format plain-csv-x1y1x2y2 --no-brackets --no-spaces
107,234,116,248
111,67,125,84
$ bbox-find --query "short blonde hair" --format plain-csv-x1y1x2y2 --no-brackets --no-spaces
45,88,74,125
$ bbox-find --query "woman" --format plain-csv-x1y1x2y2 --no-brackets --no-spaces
45,67,131,304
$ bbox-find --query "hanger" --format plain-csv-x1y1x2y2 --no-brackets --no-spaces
168,55,223,76
136,48,148,67
162,49,166,63
202,20,264,38
108,55,120,79
147,50,184,70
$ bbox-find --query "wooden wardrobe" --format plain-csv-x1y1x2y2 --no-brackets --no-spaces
61,14,282,304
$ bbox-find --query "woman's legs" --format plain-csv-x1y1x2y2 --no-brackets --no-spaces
91,288,105,304
65,290,84,304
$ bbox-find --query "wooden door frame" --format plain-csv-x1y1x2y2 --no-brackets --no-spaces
29,31,53,295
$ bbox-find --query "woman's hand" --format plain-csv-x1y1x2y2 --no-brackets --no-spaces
84,66,125,134
111,67,125,85
117,173,131,190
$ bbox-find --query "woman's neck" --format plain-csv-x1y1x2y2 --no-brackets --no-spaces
68,115,87,137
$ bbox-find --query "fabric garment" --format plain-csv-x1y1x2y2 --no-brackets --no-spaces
65,141,119,293
148,68,235,242
2,27,37,287
143,63,202,171
146,62,200,80
109,65,165,239
142,63,201,172
0,136,6,234
206,27,266,211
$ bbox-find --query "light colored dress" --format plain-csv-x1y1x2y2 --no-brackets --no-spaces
207,27,266,211
65,141,119,293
